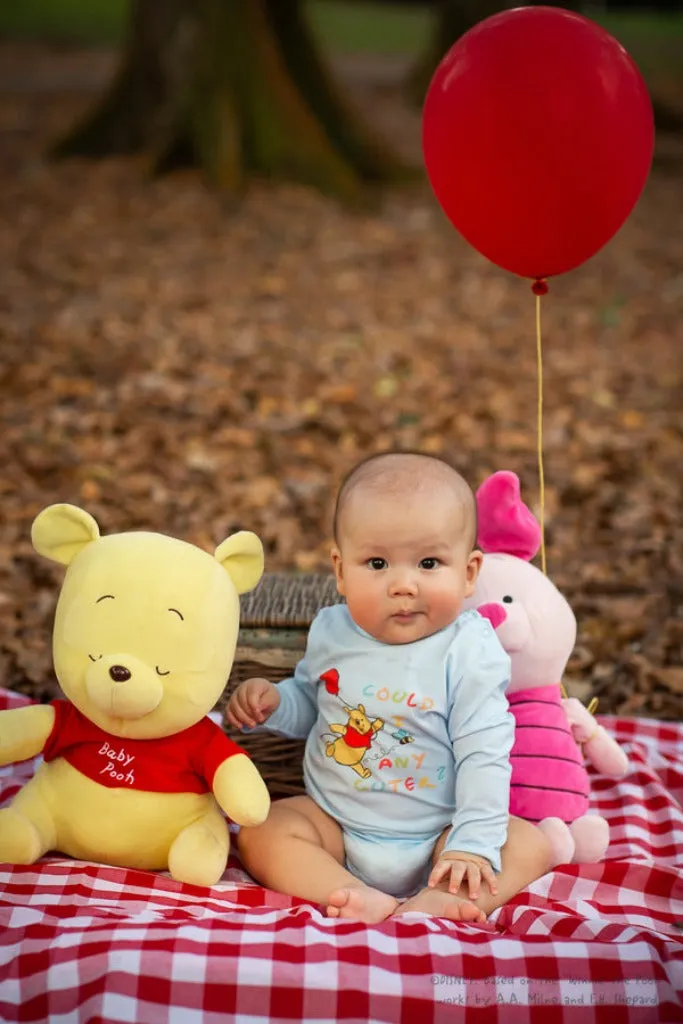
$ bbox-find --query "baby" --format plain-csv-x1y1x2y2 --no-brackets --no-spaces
227,452,551,923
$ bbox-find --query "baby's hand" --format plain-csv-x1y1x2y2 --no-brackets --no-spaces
428,851,498,899
225,677,280,731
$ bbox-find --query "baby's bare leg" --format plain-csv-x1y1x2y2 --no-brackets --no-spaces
237,795,398,923
394,816,552,921
468,816,552,916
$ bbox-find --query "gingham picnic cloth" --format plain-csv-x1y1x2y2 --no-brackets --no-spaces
0,688,681,1024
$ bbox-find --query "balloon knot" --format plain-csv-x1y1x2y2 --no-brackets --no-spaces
532,279,549,296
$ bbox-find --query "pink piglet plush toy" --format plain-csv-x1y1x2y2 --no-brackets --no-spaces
464,471,629,867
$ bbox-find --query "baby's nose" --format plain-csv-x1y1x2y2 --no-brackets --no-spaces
389,573,418,596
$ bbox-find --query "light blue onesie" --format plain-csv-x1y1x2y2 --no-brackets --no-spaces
262,604,514,898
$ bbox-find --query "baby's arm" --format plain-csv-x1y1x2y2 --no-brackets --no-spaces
226,616,323,740
440,618,514,880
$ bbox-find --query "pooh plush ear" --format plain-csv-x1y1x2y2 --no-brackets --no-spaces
31,504,100,566
214,531,264,595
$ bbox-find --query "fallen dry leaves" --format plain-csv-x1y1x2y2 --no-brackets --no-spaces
0,43,681,719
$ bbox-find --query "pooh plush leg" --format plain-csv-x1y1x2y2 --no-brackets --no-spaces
0,781,56,864
168,806,229,887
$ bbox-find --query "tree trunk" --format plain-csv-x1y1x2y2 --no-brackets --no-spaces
51,0,411,202
652,101,683,134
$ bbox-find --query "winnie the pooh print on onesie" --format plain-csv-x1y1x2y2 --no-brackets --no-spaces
319,667,418,786
325,702,385,780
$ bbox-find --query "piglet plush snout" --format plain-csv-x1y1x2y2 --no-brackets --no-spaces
477,602,507,630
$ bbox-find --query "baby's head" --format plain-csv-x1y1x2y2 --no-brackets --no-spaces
331,451,481,645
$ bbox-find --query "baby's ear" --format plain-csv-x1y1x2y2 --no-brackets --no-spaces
465,549,483,595
330,545,345,594
214,531,264,595
32,504,100,566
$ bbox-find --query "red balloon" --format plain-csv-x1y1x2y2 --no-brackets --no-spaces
422,7,654,280
320,669,339,696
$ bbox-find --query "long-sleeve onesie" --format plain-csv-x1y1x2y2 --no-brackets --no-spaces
263,604,514,898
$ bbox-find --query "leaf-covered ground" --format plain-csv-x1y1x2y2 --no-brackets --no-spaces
1,42,682,719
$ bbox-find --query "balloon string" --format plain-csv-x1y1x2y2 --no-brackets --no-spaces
535,282,569,700
536,289,547,577
533,281,574,703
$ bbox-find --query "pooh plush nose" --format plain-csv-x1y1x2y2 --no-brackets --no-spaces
109,665,131,683
86,654,164,721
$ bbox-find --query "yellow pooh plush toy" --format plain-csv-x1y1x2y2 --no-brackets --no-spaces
0,505,271,887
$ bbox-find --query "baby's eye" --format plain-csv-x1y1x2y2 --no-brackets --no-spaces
419,558,440,570
366,558,388,571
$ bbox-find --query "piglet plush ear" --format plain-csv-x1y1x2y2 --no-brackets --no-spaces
476,471,541,562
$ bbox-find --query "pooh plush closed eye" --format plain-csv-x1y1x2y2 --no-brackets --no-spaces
0,504,271,887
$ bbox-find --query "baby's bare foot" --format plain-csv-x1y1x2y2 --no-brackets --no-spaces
326,885,399,924
392,887,486,923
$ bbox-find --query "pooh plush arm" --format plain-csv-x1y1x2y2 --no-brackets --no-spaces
0,705,56,765
212,754,270,827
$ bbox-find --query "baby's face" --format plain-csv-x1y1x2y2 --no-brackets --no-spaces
331,488,481,645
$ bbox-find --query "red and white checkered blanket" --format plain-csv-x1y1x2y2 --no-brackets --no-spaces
1,687,681,1023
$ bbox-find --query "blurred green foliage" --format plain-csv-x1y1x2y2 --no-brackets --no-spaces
1,0,681,72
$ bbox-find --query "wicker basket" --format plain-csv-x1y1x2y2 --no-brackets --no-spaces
217,572,342,797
